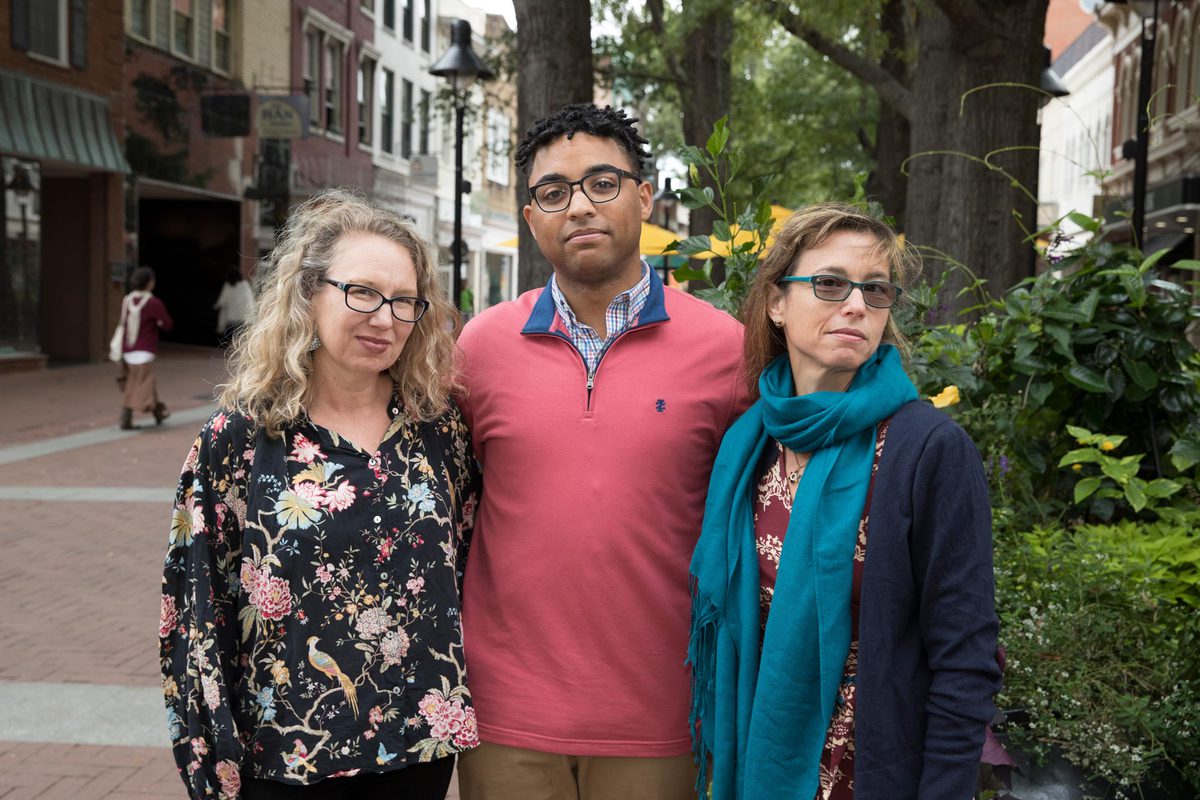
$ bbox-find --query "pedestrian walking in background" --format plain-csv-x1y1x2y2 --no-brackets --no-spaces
159,189,479,800
114,265,173,430
214,267,255,345
454,104,750,799
689,204,1001,799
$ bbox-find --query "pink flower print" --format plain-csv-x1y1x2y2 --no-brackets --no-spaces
191,737,209,756
453,706,479,748
417,691,446,722
214,759,241,799
355,607,391,638
250,573,292,621
315,564,334,584
201,673,221,711
243,447,255,464
329,585,342,599
228,495,248,529
183,442,200,473
338,566,351,580
376,536,395,563
293,480,327,506
214,502,227,529
405,576,425,595
289,433,324,464
363,729,375,740
321,480,356,512
368,706,384,726
379,629,410,668
429,699,468,741
212,412,228,433
240,559,262,594
159,595,178,638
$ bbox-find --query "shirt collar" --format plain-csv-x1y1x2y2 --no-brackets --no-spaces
549,263,652,337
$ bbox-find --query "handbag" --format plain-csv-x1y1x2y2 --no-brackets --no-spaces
108,323,124,362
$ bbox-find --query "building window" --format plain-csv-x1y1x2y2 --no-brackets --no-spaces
360,0,375,14
212,0,231,73
131,0,152,40
172,0,195,58
383,0,395,31
421,0,431,53
401,79,413,158
325,40,345,134
487,108,510,186
381,69,395,154
358,58,375,146
29,0,67,63
304,29,322,128
419,89,431,155
403,0,414,42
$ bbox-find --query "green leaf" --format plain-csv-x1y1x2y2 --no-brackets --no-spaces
1059,449,1102,466
1065,424,1094,440
1124,479,1147,512
671,267,708,282
671,235,712,256
678,187,713,210
1027,380,1053,409
1139,246,1172,274
1074,476,1103,503
705,117,729,158
712,220,732,242
1043,323,1074,361
1168,439,1200,471
1100,459,1139,485
1143,478,1182,498
1067,212,1100,233
1064,364,1109,393
1122,358,1158,391
1169,259,1200,271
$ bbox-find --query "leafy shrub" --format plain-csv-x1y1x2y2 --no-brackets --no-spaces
995,514,1200,795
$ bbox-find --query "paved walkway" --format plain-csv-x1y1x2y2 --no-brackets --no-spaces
0,348,461,799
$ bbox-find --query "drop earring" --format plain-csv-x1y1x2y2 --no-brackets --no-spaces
308,334,321,352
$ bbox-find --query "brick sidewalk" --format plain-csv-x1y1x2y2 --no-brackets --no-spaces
0,351,459,799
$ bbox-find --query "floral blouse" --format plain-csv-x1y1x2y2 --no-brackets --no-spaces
159,400,480,799
753,422,890,800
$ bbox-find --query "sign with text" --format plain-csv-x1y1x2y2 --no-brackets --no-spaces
257,96,309,140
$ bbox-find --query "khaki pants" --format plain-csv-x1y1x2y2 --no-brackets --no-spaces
457,741,698,800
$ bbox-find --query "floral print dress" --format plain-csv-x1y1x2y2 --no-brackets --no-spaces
753,422,890,799
160,400,480,799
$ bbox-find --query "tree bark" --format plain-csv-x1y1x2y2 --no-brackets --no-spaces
904,0,1047,315
680,0,733,276
866,0,911,227
513,0,593,292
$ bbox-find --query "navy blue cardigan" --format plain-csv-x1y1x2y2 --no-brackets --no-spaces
854,400,1002,798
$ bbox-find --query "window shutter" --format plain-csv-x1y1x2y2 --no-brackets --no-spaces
70,0,88,68
11,0,30,51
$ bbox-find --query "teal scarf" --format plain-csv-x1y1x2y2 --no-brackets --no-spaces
689,344,917,799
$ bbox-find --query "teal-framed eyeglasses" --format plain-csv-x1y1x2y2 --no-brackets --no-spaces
778,274,903,309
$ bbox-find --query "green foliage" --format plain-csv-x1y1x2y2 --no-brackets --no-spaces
1060,426,1184,520
666,117,777,314
995,514,1200,793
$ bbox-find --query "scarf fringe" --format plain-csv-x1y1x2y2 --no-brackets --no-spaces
688,574,718,797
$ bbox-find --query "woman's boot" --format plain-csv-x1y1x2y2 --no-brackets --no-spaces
154,403,170,425
120,408,134,430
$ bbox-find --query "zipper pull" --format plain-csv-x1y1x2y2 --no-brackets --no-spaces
587,372,595,392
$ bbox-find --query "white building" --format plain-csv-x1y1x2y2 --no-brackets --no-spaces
1038,19,1115,243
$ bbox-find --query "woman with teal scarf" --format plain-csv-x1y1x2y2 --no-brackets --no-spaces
689,204,1001,800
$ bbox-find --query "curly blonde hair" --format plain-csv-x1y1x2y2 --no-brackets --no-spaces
740,202,920,401
218,188,461,436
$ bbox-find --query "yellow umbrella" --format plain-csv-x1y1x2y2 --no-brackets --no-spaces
692,204,795,260
494,221,683,255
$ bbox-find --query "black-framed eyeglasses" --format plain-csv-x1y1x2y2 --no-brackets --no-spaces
778,274,903,309
322,279,430,323
528,169,642,213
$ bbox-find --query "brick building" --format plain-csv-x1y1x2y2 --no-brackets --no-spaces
1,0,128,366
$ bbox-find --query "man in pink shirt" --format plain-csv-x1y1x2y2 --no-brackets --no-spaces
455,104,749,799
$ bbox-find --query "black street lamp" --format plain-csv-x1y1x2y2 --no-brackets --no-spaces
430,19,493,312
1113,0,1161,248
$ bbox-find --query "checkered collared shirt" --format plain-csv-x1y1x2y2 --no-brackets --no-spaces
549,264,652,375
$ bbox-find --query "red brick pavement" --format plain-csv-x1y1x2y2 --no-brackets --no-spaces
0,350,460,799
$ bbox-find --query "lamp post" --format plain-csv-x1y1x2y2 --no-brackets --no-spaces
430,19,493,312
1112,0,1160,248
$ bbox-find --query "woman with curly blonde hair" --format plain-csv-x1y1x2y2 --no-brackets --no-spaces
689,203,1000,799
161,189,480,800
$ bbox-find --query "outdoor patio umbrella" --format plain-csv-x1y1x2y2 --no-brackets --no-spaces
495,221,682,255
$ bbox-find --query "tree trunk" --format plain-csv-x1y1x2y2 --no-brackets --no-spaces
866,0,911,227
513,0,593,292
905,0,1047,316
680,0,733,280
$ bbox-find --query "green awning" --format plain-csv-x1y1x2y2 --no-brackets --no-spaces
0,68,129,174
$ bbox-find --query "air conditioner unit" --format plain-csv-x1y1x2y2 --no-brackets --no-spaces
410,155,438,185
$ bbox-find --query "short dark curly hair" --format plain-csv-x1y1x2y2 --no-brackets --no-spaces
515,103,651,181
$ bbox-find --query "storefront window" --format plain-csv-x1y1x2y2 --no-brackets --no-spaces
2,159,42,354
